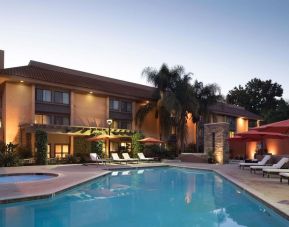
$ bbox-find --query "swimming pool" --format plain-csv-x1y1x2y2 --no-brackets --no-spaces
0,173,57,184
0,167,288,227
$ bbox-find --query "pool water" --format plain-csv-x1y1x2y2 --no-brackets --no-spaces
0,167,288,227
0,174,55,184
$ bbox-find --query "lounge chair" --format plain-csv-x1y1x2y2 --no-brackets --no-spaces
262,168,289,178
137,153,154,162
122,153,139,163
250,157,289,174
111,153,127,164
279,172,289,184
90,153,108,165
239,155,271,170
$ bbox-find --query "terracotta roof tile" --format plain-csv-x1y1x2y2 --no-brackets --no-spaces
208,102,262,120
0,61,155,100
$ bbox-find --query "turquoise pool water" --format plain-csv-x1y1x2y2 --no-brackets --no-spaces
0,174,55,184
0,167,288,227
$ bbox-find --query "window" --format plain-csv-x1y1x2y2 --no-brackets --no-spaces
54,91,69,104
36,89,51,102
55,144,69,159
249,120,257,128
110,100,120,111
121,102,132,113
227,117,236,131
35,114,51,125
54,115,70,125
113,120,132,129
110,99,132,112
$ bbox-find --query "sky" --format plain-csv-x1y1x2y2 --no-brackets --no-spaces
0,0,289,98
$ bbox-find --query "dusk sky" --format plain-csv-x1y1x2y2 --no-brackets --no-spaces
1,0,289,98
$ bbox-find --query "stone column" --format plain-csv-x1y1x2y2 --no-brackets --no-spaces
204,122,229,164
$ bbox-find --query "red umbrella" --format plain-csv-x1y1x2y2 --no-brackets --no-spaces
252,119,289,134
87,134,131,142
138,137,165,144
236,131,289,140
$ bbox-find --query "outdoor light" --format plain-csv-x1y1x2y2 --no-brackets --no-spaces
107,119,113,157
106,119,113,126
20,80,24,83
89,91,93,94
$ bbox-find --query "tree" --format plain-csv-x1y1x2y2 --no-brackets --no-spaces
192,81,222,152
262,98,289,123
170,74,199,153
136,64,182,139
227,78,283,116
35,130,48,165
136,64,200,153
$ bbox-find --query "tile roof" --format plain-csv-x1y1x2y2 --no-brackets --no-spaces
208,102,262,120
0,61,156,100
0,60,260,120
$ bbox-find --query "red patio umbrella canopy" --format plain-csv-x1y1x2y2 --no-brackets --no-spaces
87,134,131,142
253,119,289,134
235,131,289,140
138,137,165,144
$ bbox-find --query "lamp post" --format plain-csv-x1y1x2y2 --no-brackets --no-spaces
106,119,113,157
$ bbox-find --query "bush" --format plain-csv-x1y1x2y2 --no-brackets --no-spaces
131,132,144,158
17,146,32,159
35,130,48,165
0,141,19,167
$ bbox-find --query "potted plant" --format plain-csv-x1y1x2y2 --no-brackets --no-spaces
207,149,215,164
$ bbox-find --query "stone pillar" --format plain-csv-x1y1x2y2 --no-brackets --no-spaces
204,122,229,164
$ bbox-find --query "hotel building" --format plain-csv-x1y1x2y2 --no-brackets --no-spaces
0,50,261,159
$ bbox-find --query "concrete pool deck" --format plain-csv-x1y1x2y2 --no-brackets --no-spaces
1,162,289,219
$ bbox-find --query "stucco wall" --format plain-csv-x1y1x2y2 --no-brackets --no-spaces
72,92,108,127
236,117,248,133
3,82,33,143
135,102,159,138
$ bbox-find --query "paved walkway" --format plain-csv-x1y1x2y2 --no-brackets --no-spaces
1,162,289,219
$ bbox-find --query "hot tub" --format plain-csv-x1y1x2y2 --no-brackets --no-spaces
0,173,57,184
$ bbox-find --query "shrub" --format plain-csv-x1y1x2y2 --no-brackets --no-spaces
35,130,48,165
0,141,19,167
131,132,144,158
17,146,32,159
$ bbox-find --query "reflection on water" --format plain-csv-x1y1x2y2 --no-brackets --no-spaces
0,167,288,227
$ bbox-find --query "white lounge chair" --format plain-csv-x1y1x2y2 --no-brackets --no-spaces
279,172,289,184
137,153,154,162
239,155,271,169
122,153,139,163
111,153,127,164
90,153,108,165
250,157,289,174
262,168,289,178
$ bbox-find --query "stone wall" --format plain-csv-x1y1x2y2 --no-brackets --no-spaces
204,122,229,164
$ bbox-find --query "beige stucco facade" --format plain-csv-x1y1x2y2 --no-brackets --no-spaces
72,92,108,127
2,82,34,143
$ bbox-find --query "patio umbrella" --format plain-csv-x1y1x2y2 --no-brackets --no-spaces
252,119,289,134
235,131,289,140
87,134,131,142
228,136,257,159
235,131,289,156
137,137,165,144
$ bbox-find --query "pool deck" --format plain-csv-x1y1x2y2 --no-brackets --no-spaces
1,162,289,219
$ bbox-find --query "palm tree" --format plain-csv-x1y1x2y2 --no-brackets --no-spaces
136,64,181,139
192,81,222,152
136,64,199,154
170,74,199,153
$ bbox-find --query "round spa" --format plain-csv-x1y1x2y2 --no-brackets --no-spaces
0,173,57,184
